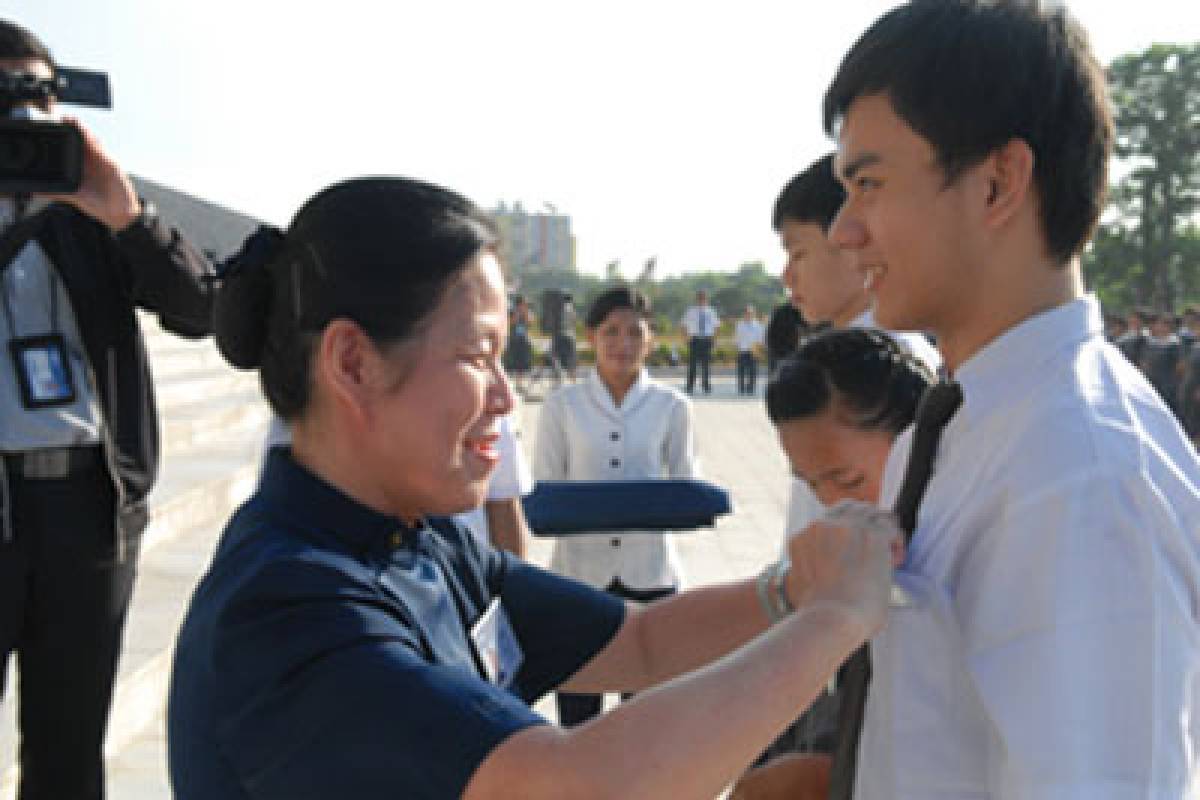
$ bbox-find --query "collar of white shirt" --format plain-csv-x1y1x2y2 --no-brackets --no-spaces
952,294,1102,433
585,367,651,417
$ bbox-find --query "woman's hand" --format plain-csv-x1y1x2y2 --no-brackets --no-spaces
783,499,901,638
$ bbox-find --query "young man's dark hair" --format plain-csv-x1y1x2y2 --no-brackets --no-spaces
772,153,844,233
0,19,53,67
823,0,1112,264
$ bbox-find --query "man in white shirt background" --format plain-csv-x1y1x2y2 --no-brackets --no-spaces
680,289,720,395
734,305,766,396
762,147,947,785
774,152,941,377
823,1,1200,797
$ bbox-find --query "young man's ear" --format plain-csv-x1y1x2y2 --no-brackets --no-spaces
982,138,1036,228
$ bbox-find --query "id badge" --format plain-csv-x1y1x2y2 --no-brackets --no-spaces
9,334,76,409
470,598,524,688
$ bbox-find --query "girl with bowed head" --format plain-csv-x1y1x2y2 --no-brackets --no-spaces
167,176,898,800
732,327,935,800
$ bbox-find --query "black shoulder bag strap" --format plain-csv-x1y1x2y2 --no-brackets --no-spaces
0,209,48,276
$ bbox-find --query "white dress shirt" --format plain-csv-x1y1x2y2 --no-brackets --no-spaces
535,368,699,590
681,304,720,339
855,295,1200,799
734,319,765,352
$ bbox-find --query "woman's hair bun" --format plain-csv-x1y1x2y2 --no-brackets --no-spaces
213,225,286,369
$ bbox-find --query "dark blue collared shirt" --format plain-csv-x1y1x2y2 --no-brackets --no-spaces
168,448,625,799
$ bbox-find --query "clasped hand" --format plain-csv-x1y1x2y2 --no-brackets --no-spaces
783,500,903,637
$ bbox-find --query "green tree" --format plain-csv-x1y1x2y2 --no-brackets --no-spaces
1084,43,1200,311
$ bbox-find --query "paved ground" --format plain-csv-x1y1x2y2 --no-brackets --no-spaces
1,357,792,798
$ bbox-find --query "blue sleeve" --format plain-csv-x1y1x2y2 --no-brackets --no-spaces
433,517,627,703
211,559,547,800
495,554,627,702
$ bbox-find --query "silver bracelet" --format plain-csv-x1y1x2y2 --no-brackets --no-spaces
756,559,793,624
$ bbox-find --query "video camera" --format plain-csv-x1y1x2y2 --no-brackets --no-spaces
0,66,111,195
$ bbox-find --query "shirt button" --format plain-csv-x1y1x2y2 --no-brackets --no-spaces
611,538,621,547
390,531,405,548
610,458,620,468
610,431,620,441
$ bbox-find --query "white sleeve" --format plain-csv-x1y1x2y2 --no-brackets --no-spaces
485,414,533,501
664,398,699,479
960,469,1199,798
533,391,570,481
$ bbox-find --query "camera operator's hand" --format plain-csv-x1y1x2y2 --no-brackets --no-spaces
43,117,140,232
783,499,902,638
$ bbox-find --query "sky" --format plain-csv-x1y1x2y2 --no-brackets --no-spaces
6,0,1198,278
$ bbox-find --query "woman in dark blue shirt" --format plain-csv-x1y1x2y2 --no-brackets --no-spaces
167,176,897,799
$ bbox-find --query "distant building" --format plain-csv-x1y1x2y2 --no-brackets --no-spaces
492,201,575,274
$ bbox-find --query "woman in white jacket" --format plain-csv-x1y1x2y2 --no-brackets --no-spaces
535,285,699,726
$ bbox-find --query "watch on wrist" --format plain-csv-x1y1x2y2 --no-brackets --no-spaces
756,558,794,624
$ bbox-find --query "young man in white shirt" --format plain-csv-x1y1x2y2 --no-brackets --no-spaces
773,153,942,542
762,149,947,791
822,1,1200,797
774,153,941,377
733,305,766,396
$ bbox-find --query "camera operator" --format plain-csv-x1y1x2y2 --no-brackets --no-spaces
0,20,215,800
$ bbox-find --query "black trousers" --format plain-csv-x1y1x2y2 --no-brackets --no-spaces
556,580,676,727
736,351,758,394
0,462,138,800
686,336,714,393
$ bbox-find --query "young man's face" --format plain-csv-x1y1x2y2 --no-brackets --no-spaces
828,93,978,335
778,218,864,325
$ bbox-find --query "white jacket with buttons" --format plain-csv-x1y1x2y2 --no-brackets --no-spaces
534,369,699,591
